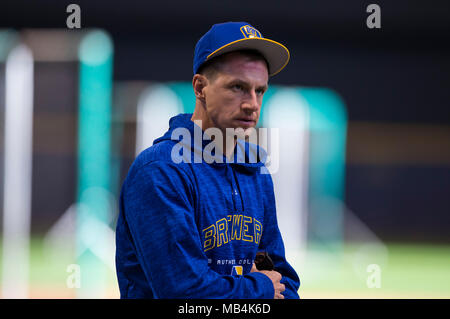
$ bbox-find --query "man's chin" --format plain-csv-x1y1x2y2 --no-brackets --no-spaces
226,125,257,139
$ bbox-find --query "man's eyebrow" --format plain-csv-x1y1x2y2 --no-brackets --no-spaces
228,79,268,90
228,79,248,86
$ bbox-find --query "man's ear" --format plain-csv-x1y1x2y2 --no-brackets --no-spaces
192,74,208,102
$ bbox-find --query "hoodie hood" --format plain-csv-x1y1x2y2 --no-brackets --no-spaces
153,113,268,172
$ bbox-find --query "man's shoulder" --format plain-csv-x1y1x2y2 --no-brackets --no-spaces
135,140,177,167
127,140,192,181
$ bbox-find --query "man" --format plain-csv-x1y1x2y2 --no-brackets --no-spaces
115,21,300,299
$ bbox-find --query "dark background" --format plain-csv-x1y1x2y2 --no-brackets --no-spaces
2,0,450,242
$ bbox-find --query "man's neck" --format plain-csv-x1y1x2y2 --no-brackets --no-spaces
191,110,237,159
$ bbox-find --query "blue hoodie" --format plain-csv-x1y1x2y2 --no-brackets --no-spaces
115,113,300,299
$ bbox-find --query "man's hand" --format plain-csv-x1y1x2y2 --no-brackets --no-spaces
250,263,285,299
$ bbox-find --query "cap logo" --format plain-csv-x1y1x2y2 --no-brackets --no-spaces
240,25,262,39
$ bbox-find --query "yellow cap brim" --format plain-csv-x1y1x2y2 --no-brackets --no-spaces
206,37,290,76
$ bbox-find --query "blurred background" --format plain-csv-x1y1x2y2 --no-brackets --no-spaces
0,0,449,298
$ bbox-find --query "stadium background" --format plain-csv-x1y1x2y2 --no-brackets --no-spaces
0,0,449,298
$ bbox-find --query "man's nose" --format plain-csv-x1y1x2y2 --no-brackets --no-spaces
242,90,259,112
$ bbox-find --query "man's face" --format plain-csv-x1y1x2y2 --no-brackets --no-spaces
202,52,269,135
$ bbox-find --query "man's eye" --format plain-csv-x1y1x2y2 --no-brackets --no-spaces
256,89,265,96
232,84,243,91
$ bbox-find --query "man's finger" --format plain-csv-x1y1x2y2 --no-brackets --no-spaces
273,271,282,282
275,292,285,299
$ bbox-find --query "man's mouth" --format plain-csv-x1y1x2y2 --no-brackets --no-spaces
235,118,256,127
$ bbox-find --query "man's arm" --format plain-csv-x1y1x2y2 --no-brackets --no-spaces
259,173,301,299
120,160,274,299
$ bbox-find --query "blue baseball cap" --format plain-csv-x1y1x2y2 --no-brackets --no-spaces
193,22,290,77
